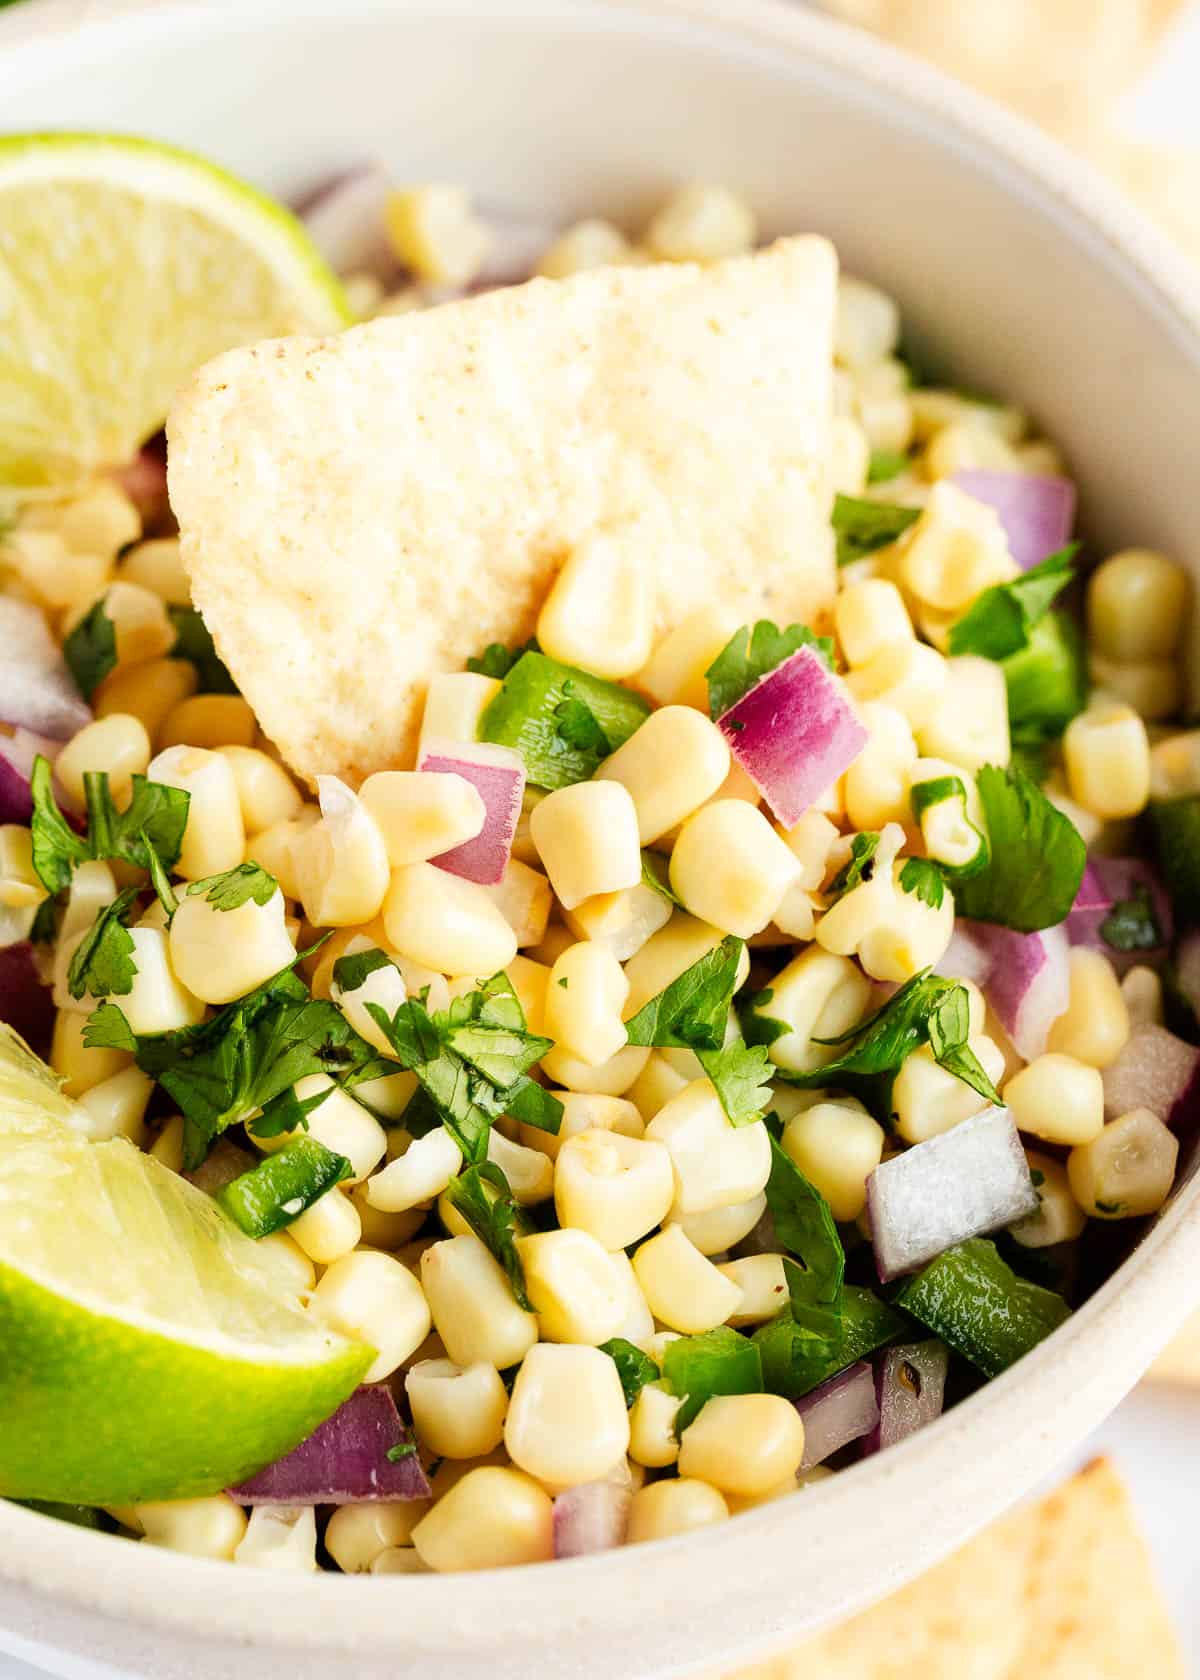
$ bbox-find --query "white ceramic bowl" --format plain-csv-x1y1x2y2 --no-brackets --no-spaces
4,1,1200,1676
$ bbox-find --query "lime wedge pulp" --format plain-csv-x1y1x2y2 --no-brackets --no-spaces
0,1030,371,1504
0,132,351,493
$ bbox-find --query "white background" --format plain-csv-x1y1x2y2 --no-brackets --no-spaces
6,3,1200,1676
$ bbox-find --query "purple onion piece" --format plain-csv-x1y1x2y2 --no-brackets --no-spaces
0,599,92,741
1102,1024,1200,1130
719,646,867,828
229,1384,430,1504
1065,856,1172,975
0,728,64,826
552,1479,631,1558
418,739,526,886
962,920,1069,1060
863,1340,950,1455
795,1361,878,1470
934,923,992,989
951,469,1076,571
0,943,54,1051
867,1106,1037,1282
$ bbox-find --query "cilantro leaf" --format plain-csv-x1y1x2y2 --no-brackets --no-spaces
30,897,60,946
167,605,239,694
142,831,178,919
1099,883,1162,953
867,448,908,484
623,935,745,1052
386,1441,418,1463
30,756,90,895
739,988,789,1048
706,622,835,720
84,771,191,876
831,494,920,566
332,948,397,994
899,856,946,909
764,1126,843,1344
442,1162,532,1309
696,1039,772,1128
466,638,538,680
827,831,879,902
662,1326,763,1433
641,849,683,909
66,886,140,1000
186,862,277,911
952,764,1085,931
947,544,1078,662
553,694,610,754
62,597,117,699
927,986,1001,1106
83,1000,138,1053
600,1338,660,1407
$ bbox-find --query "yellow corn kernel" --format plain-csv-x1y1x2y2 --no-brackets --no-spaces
536,218,633,277
845,701,918,831
287,1186,362,1265
521,1091,642,1163
385,184,491,287
383,860,517,975
677,1394,805,1496
1009,1152,1086,1248
555,1129,674,1250
349,1183,426,1251
539,1039,650,1096
116,537,190,604
626,1050,690,1123
244,806,319,903
1063,699,1151,820
1089,653,1179,723
899,482,1015,611
233,1505,317,1572
835,578,914,669
479,858,552,950
675,1192,766,1256
893,1037,1007,1144
1004,1053,1104,1147
632,1225,742,1333
537,530,654,680
1087,548,1190,663
766,947,873,1075
517,1228,626,1345
325,1501,430,1574
0,826,44,911
1149,729,1200,802
564,882,672,964
421,1235,538,1369
595,707,730,844
623,913,750,1020
158,694,257,752
637,605,742,712
76,1066,153,1145
79,579,174,668
627,1478,729,1543
916,656,1011,772
94,657,197,740
782,1099,885,1221
505,1342,629,1486
135,1496,246,1560
147,745,245,879
529,781,641,910
51,860,118,1010
214,745,301,835
487,1129,555,1205
834,275,900,368
1046,947,1130,1069
51,1007,131,1097
418,672,501,753
120,927,206,1034
670,801,799,939
646,1079,771,1216
359,769,486,867
829,415,870,495
909,389,1023,443
922,419,1019,479
55,713,151,807
261,1077,387,1184
293,776,390,928
1068,1107,1178,1219
628,1381,683,1468
815,850,955,983
148,1114,185,1173
169,885,295,1006
367,1126,462,1213
718,1254,789,1327
411,1466,553,1572
544,940,629,1066
311,1250,431,1383
847,640,947,734
406,1358,509,1460
644,182,756,262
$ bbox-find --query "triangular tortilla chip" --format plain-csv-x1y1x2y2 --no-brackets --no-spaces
167,238,836,785
726,1460,1181,1680
1149,1308,1200,1383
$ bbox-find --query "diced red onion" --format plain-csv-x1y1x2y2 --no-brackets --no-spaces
933,923,992,988
863,1340,949,1455
795,1361,879,1469
951,469,1076,571
552,1478,632,1557
229,1384,431,1504
0,728,63,825
867,1105,1037,1281
963,920,1070,1060
1066,857,1172,975
0,943,54,1050
114,443,170,530
0,598,91,741
718,647,867,828
418,738,525,886
474,212,558,290
1102,1024,1200,1128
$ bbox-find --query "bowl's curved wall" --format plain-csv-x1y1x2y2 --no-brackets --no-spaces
2,2,1200,1677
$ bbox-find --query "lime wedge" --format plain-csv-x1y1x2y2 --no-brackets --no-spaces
0,132,351,494
0,1033,372,1503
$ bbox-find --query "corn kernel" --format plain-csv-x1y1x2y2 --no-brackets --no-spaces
543,940,629,1066
916,656,1010,773
55,713,151,808
529,781,641,910
117,537,189,604
233,1506,317,1572
718,1254,789,1327
147,745,245,879
385,184,491,287
554,1129,674,1250
835,578,914,669
1009,1152,1086,1248
899,482,1015,611
1089,653,1179,723
411,1466,552,1571
326,1501,430,1573
845,701,918,830
292,776,390,927
406,1358,509,1460
120,927,206,1033
646,1079,771,1216
536,218,633,278
169,885,295,1006
418,672,500,753
677,1394,805,1496
537,530,654,680
539,1039,649,1096
214,745,301,834
834,276,900,368
632,1224,742,1333
626,1050,690,1123
623,912,751,1018
1063,699,1151,820
158,694,257,752
1004,1053,1104,1147
675,1192,767,1256
51,1006,131,1097
595,707,730,844
504,1342,629,1487
766,947,872,1075
311,1249,431,1383
94,657,197,741
76,1066,153,1145
1046,947,1130,1069
383,859,517,978
627,1478,728,1543
636,605,741,712
521,1091,643,1162
830,415,870,495
1087,548,1190,663
564,882,672,963
359,769,486,867
135,1496,246,1560
244,807,319,903
480,858,552,950
669,801,799,938
781,1099,885,1220
487,1129,555,1205
421,1235,538,1369
644,183,756,263
517,1228,627,1345
893,1037,1006,1143
1068,1107,1178,1219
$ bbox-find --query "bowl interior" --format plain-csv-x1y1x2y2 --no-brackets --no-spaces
2,3,1200,1678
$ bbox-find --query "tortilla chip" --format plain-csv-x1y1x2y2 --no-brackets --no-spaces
1148,1307,1200,1383
168,238,836,786
726,1459,1181,1680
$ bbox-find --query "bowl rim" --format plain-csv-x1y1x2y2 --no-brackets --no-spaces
3,0,1200,1671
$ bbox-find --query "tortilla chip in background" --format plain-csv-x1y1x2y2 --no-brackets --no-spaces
168,238,836,788
1148,1307,1200,1383
723,1459,1182,1680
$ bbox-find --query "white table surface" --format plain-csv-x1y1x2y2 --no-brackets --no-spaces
6,4,1200,1676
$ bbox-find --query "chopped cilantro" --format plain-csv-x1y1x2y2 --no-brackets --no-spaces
142,833,178,919
600,1338,660,1407
952,764,1085,931
167,605,238,694
443,1162,532,1310
641,849,683,909
386,1441,418,1463
695,1039,773,1128
831,494,920,567
466,638,539,680
331,948,397,994
29,758,90,895
30,897,59,946
623,935,744,1052
66,887,140,1001
705,621,835,720
899,856,946,909
62,597,117,699
30,755,190,898
1099,883,1162,953
826,831,879,902
764,1125,843,1345
186,862,277,911
867,448,909,484
947,544,1078,663
662,1326,763,1433
739,988,790,1048
552,694,610,754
